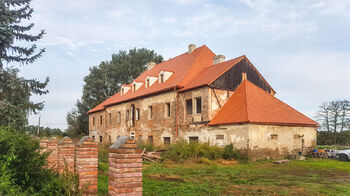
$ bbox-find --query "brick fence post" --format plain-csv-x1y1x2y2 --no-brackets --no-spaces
109,136,143,196
76,136,98,195
47,137,59,171
58,136,75,174
39,137,49,154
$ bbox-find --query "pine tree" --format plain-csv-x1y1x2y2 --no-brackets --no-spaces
0,0,45,68
0,0,48,129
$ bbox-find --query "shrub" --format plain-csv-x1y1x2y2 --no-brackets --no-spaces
162,140,223,162
222,144,248,162
138,142,155,152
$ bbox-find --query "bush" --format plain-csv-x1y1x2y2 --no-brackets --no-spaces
0,126,83,195
138,142,155,152
222,144,248,162
162,140,223,162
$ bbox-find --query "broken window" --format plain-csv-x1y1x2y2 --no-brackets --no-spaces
117,111,121,123
189,136,199,143
165,102,171,117
126,110,129,121
164,137,170,145
148,106,153,120
195,97,202,113
186,99,193,115
271,134,278,140
216,135,224,140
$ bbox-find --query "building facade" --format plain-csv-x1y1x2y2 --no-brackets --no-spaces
88,44,317,157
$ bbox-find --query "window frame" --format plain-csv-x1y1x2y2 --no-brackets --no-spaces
195,97,202,114
186,99,193,115
165,102,171,117
148,106,153,120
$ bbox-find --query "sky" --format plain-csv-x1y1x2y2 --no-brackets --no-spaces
17,0,350,130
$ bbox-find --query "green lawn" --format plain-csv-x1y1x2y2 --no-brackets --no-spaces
98,145,350,195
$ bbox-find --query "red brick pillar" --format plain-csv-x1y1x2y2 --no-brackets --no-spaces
109,136,143,196
76,136,98,195
39,137,49,154
47,137,59,171
58,136,75,174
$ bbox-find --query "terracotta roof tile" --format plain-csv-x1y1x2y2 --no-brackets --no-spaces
209,80,318,127
88,45,215,113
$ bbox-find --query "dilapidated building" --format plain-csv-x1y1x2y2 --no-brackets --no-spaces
88,44,317,158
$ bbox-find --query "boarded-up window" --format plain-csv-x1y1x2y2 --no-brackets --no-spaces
164,137,170,145
195,97,202,113
189,136,199,143
165,102,171,117
216,135,224,140
148,136,153,145
271,134,278,140
186,99,193,115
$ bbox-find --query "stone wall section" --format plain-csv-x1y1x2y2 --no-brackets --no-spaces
58,136,75,174
109,136,143,196
76,136,98,195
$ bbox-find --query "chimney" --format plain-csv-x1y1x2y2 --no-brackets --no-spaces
147,61,156,70
213,55,226,65
188,44,196,54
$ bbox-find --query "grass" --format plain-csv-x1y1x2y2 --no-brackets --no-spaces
98,144,350,196
317,145,350,150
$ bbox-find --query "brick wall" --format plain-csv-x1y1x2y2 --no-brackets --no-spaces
76,136,98,195
58,136,75,174
109,136,143,195
47,137,59,170
39,137,49,154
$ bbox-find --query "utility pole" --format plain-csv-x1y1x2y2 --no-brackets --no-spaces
37,114,41,135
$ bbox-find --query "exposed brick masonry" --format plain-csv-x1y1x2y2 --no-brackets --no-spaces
58,136,75,174
76,136,98,195
46,137,58,170
109,136,143,196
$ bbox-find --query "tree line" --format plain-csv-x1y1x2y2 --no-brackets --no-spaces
316,100,350,145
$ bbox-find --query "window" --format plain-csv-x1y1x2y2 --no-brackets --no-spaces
121,88,124,95
195,97,202,113
126,110,129,121
108,113,112,125
164,137,170,145
100,115,103,125
99,136,103,143
133,84,136,92
271,134,278,140
216,135,224,140
146,79,150,88
189,136,199,143
148,136,153,145
92,135,95,141
92,117,95,126
148,106,152,120
136,109,140,120
160,73,164,83
109,135,111,143
117,111,121,123
130,131,135,139
165,102,171,117
186,99,193,115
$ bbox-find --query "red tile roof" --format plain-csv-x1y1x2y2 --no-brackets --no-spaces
209,80,318,127
88,45,215,114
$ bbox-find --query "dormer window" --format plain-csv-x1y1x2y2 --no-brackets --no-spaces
158,71,173,84
160,73,164,83
145,76,157,88
131,81,143,92
132,84,136,92
121,86,130,95
146,79,150,88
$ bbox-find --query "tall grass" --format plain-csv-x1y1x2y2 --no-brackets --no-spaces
162,140,247,162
